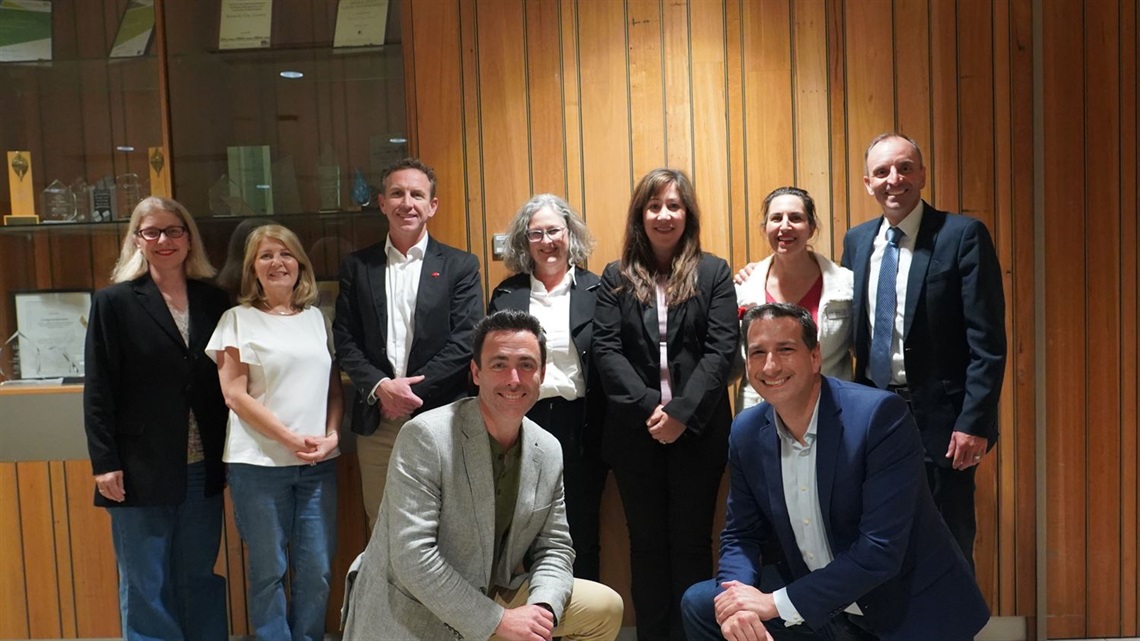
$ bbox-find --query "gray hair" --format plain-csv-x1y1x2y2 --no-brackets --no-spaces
501,194,595,274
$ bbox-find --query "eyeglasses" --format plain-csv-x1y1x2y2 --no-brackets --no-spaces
525,227,565,243
136,226,187,241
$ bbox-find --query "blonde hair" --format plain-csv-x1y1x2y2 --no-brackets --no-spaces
237,224,319,309
110,197,216,283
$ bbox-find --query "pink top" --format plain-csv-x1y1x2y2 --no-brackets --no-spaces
656,280,672,404
766,274,824,325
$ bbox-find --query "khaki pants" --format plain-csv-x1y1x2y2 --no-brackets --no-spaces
489,578,624,641
356,415,408,529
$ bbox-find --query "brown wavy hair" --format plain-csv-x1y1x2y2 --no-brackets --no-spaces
618,168,702,306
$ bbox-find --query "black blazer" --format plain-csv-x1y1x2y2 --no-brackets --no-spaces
592,254,739,465
84,275,229,507
333,236,484,436
487,269,605,451
841,202,1007,462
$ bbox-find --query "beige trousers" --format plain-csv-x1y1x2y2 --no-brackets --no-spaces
355,415,408,528
489,578,624,641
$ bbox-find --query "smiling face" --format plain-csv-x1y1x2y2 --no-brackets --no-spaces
135,209,190,275
864,136,927,223
472,329,546,425
379,167,438,250
252,237,299,296
643,182,687,262
764,194,815,256
746,314,822,411
526,206,569,278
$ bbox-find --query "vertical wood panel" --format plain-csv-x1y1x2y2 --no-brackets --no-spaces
1084,0,1123,635
17,462,61,637
628,0,666,179
929,0,960,211
1119,2,1139,635
48,461,77,637
578,0,632,264
742,0,793,261
475,0,530,288
560,0,586,225
690,1,730,260
725,0,749,271
525,0,568,197
64,460,119,637
792,0,833,258
460,0,488,281
1044,0,1087,635
0,463,28,639
842,0,893,225
893,0,932,168
827,0,849,258
662,0,693,174
220,490,249,634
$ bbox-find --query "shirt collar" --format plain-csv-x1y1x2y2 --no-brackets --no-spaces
385,233,429,261
878,201,925,239
529,266,576,296
773,392,822,447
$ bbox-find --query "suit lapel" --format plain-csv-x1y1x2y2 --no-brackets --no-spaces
904,203,940,339
132,276,185,349
410,238,446,364
814,380,841,548
185,281,210,350
459,402,496,577
366,244,389,341
494,277,531,313
504,423,542,562
758,409,811,578
852,222,877,349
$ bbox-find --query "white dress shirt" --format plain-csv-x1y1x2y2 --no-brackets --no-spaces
528,268,585,401
864,202,924,386
771,396,862,625
385,233,429,379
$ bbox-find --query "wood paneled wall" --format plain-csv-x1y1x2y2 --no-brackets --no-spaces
1043,0,1140,638
403,0,1039,627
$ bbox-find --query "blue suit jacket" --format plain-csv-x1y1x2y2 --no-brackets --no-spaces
718,377,989,640
841,203,1006,462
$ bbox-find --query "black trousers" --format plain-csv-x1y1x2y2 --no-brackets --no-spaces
925,462,977,572
611,432,727,641
526,397,608,581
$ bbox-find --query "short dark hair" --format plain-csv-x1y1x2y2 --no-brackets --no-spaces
380,157,438,198
742,303,818,350
472,310,547,367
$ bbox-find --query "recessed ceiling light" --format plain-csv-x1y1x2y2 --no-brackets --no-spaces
280,70,303,79
115,145,135,152
389,137,407,144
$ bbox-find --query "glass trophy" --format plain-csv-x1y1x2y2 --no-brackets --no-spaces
91,176,117,222
41,179,76,222
351,168,370,208
71,178,93,222
117,173,142,215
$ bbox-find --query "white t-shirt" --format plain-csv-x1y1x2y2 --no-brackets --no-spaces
206,305,339,467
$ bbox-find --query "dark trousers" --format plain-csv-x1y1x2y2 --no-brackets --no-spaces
612,439,726,641
527,397,608,581
925,462,977,572
681,579,879,641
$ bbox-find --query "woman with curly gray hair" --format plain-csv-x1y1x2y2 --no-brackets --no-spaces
487,193,607,581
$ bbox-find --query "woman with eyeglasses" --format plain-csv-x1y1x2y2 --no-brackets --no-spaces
486,194,607,581
593,169,738,640
207,224,342,641
85,197,230,640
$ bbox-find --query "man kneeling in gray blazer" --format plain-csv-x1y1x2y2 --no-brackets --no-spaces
343,310,624,641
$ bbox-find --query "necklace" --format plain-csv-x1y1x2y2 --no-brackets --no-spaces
263,304,298,316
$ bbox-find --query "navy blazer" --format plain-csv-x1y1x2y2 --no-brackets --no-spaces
592,254,738,464
84,275,230,507
841,203,1006,461
719,377,989,640
487,268,605,449
333,236,484,436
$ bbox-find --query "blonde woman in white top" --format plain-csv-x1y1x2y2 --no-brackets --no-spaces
735,187,855,409
207,224,342,641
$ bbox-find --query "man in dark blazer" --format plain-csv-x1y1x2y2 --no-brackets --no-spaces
840,133,1006,566
681,304,989,641
333,157,483,527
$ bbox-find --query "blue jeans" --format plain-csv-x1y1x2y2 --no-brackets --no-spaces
109,461,227,641
228,460,337,641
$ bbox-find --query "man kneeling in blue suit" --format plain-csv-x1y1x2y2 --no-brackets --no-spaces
681,303,988,641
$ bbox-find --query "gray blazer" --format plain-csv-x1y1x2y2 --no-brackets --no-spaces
342,398,574,640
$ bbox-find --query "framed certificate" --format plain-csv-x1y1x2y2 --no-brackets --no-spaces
12,290,92,379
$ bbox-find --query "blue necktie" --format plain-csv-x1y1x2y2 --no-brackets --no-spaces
870,227,903,388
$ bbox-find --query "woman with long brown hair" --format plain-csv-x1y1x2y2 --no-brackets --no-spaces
593,169,738,640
